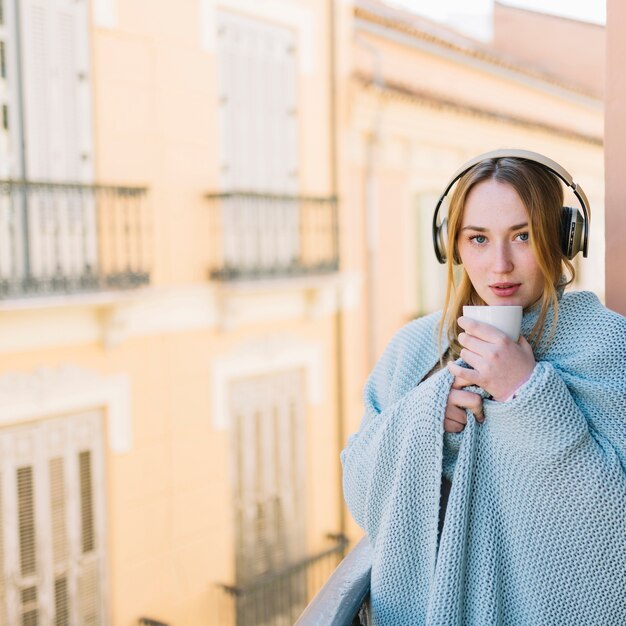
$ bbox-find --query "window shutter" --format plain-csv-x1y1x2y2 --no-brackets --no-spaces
8,427,43,626
19,0,92,182
216,12,300,269
0,471,6,626
17,0,97,281
217,12,298,193
49,456,69,626
72,412,105,626
0,411,106,624
0,0,25,180
0,0,10,178
230,369,306,584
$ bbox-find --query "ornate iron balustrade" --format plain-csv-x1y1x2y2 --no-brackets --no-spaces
206,192,339,281
0,179,151,299
215,535,348,626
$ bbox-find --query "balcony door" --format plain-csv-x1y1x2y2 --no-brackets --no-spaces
0,0,97,291
230,369,307,625
216,11,300,273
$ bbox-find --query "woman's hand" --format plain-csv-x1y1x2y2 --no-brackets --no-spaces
447,316,536,402
444,372,484,433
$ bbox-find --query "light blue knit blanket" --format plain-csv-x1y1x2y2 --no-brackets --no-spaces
341,291,626,625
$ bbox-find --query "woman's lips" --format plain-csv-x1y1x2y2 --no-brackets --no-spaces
489,283,521,297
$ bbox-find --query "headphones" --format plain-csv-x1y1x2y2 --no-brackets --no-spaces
432,149,590,264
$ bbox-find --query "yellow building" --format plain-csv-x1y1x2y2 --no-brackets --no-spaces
0,1,350,624
0,0,605,624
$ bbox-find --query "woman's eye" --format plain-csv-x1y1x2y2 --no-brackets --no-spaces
516,232,530,242
470,235,487,245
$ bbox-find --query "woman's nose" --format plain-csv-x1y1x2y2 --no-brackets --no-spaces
492,243,514,273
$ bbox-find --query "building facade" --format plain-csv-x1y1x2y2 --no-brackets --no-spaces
0,1,351,624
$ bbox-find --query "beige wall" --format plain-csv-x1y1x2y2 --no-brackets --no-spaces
605,0,626,315
493,2,605,98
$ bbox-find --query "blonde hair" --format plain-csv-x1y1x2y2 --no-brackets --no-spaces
439,157,577,359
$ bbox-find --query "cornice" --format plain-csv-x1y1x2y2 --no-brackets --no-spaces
354,5,602,105
0,273,363,353
353,72,603,147
0,365,132,453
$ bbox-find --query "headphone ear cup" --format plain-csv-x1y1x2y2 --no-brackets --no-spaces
435,218,461,265
560,206,584,259
435,218,448,264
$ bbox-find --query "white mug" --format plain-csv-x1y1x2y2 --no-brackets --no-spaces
462,305,523,341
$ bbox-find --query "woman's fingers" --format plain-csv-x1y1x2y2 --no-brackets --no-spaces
444,418,465,433
449,389,484,419
447,361,479,384
452,374,473,389
444,389,484,432
458,316,506,343
444,405,466,432
445,401,467,423
458,331,495,356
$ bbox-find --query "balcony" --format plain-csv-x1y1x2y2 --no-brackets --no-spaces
0,180,150,300
295,537,372,626
215,535,348,626
206,192,339,282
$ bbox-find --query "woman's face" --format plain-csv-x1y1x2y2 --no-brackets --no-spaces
457,179,544,309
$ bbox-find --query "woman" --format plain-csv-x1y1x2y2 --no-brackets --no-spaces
341,152,626,625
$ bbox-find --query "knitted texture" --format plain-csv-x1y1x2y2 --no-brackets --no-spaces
341,291,626,625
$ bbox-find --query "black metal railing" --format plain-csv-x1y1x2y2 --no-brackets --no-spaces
295,537,372,626
206,192,339,281
0,179,150,299
215,535,349,626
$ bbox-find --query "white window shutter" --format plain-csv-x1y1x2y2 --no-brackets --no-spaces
230,369,306,584
0,2,10,178
19,0,97,282
0,411,106,625
0,0,24,281
72,411,105,626
19,0,92,182
217,12,300,270
0,475,4,626
0,0,23,179
216,14,298,193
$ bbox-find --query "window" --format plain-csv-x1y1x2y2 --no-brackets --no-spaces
216,12,300,271
216,11,298,194
0,0,11,177
0,411,106,624
3,0,97,285
230,369,307,623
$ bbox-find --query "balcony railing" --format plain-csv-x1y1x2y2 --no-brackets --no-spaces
295,537,372,626
215,535,348,626
0,180,150,300
206,192,339,281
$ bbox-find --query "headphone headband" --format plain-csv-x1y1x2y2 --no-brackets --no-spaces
432,149,590,263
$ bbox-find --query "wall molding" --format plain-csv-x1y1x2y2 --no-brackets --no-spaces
200,0,317,74
211,335,324,430
0,272,363,353
0,365,132,453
